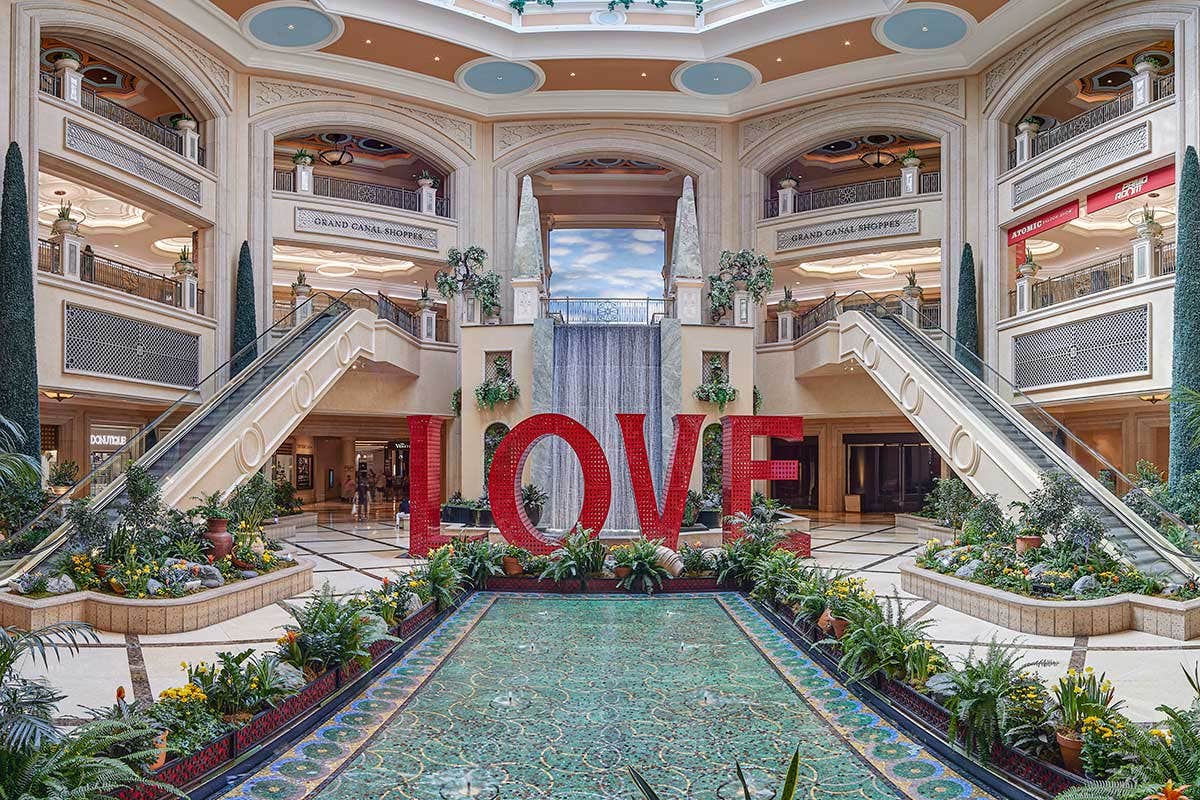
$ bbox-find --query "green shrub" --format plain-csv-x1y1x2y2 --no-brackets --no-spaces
921,477,974,528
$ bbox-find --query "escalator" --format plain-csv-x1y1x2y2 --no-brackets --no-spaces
2,290,382,584
839,292,1197,581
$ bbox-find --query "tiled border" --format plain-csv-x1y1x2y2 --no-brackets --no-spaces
216,592,997,800
901,562,1200,639
718,594,996,800
0,561,313,634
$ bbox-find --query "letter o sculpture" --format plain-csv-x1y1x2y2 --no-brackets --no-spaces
487,413,611,554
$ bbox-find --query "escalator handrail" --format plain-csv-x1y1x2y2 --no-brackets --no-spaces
838,289,1199,576
5,288,382,579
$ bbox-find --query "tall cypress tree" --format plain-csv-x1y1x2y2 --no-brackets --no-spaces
1170,146,1200,487
955,243,981,377
232,240,257,376
0,143,40,458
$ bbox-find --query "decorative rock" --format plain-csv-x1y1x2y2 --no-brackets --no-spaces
240,570,259,579
935,546,968,569
954,559,983,579
184,579,202,592
1028,563,1051,579
46,574,76,594
200,578,223,589
1164,582,1183,597
146,578,164,596
1071,575,1099,594
656,545,684,577
196,565,223,582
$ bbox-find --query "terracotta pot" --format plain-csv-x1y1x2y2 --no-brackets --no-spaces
1015,535,1043,555
831,616,851,640
817,608,834,633
231,556,255,570
149,730,169,770
1056,730,1083,774
205,518,232,560
501,556,523,576
108,578,126,595
614,566,632,580
96,563,112,580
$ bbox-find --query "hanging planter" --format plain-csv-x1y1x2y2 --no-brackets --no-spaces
707,249,772,323
475,355,520,410
693,356,738,412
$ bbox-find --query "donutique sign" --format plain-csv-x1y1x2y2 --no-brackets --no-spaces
776,209,920,251
405,413,805,557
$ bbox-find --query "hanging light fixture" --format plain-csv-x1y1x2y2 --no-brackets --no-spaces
1139,392,1171,404
858,147,897,169
41,389,75,402
319,134,355,167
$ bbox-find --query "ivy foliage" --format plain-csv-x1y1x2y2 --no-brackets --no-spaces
475,356,520,411
707,249,772,323
693,355,738,412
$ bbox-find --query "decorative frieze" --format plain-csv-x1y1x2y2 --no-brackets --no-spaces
775,209,920,251
180,43,232,103
65,121,201,204
860,80,964,117
1011,122,1150,207
294,207,439,250
385,102,475,152
494,122,590,158
740,106,824,156
251,79,356,115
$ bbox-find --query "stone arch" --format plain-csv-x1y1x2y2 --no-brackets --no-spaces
248,102,477,333
739,99,966,332
978,2,1198,365
491,125,723,319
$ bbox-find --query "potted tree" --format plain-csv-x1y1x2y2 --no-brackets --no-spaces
902,269,923,300
193,491,233,559
1017,116,1043,135
171,113,197,132
1017,252,1039,280
417,283,436,311
1135,54,1165,74
50,51,82,71
47,460,79,497
522,483,548,527
52,201,81,236
413,169,439,189
778,173,798,190
777,286,801,313
291,270,311,298
1015,526,1043,554
706,248,773,324
174,246,195,276
1135,205,1164,239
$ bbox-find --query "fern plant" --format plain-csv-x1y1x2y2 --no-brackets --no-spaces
824,596,936,683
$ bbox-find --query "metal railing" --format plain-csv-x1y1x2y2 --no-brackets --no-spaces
1156,239,1177,276
39,71,59,95
919,301,941,330
376,293,420,338
544,297,668,325
1154,72,1175,101
1030,92,1136,160
762,171,941,219
273,169,454,219
37,239,205,315
1006,252,1132,315
796,294,840,339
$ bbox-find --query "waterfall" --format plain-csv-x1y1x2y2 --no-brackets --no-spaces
539,325,662,533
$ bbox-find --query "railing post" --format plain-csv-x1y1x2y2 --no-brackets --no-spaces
50,230,85,280
419,185,437,215
1132,220,1163,282
1015,262,1037,315
458,289,480,327
900,165,921,196
54,58,83,106
777,309,796,341
672,277,704,325
293,284,313,324
901,285,922,326
1131,61,1157,109
417,298,438,340
294,163,313,194
1014,120,1039,166
180,274,199,313
777,186,797,216
180,128,201,165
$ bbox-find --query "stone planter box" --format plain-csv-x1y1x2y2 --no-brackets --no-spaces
261,512,317,538
399,600,437,637
901,562,1200,640
583,577,628,593
0,560,313,634
233,668,338,755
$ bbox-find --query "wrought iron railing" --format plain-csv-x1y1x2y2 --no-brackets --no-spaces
1155,239,1177,276
376,293,420,338
1154,72,1175,101
1029,93,1136,160
544,297,668,324
39,72,208,167
1007,241,1177,315
273,169,454,219
37,238,205,315
796,294,840,339
919,301,941,330
762,171,941,219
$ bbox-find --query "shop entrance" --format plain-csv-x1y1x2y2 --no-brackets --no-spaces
844,433,941,512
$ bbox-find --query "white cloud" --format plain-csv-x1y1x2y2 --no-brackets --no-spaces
552,233,589,245
631,229,663,242
628,242,658,256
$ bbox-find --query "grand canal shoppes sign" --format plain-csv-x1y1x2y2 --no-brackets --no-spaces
405,414,804,556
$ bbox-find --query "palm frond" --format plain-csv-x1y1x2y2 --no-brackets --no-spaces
626,766,662,800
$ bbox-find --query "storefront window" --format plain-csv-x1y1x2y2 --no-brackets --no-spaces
89,423,139,494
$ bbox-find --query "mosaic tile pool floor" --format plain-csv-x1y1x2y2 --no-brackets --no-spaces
222,593,996,800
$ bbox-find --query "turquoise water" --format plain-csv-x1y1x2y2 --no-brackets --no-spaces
223,594,994,800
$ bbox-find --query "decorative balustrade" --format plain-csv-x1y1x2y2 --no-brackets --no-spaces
762,172,940,220
796,294,840,339
544,297,668,325
38,72,206,168
38,239,205,315
272,168,454,219
376,293,420,338
1154,72,1175,101
918,301,941,330
1155,240,1176,277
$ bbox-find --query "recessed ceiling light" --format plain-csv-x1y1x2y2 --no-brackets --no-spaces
365,39,372,44
434,55,440,61
287,23,295,30
844,40,851,46
641,72,647,77
775,57,782,62
569,72,576,77
921,25,929,31
112,244,119,248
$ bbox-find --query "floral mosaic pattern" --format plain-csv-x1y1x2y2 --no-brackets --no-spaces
218,593,995,800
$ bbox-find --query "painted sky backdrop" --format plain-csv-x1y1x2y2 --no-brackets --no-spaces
548,228,665,298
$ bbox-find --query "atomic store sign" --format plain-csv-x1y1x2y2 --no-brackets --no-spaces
405,413,805,556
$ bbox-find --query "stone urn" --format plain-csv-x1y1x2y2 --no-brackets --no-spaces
1017,119,1042,135
778,177,797,190
51,217,80,236
417,296,436,311
173,117,197,132
53,56,81,71
1136,219,1164,239
902,156,922,168
293,281,312,298
205,517,233,560
902,284,923,300
417,177,436,189
173,259,195,276
1017,259,1039,279
1134,58,1161,75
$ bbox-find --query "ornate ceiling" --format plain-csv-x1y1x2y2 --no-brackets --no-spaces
192,0,1038,113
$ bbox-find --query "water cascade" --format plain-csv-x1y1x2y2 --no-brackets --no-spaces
539,325,662,532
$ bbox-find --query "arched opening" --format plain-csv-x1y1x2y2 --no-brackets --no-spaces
483,422,510,493
759,129,945,340
534,156,687,323
701,423,722,495
39,33,209,164
269,127,456,336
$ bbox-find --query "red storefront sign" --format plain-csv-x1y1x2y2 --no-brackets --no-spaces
1086,164,1175,213
1006,200,1080,247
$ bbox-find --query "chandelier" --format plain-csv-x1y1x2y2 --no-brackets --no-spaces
858,147,897,169
319,143,354,167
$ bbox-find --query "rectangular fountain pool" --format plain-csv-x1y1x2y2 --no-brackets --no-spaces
224,594,995,800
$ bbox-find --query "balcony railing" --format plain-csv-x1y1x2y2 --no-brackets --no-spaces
376,293,420,339
38,72,206,168
762,171,941,219
1007,241,1177,315
273,168,454,219
544,297,668,325
1006,75,1176,169
38,239,206,315
919,301,941,331
1155,239,1177,277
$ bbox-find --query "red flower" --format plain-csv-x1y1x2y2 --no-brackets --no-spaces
116,686,126,702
